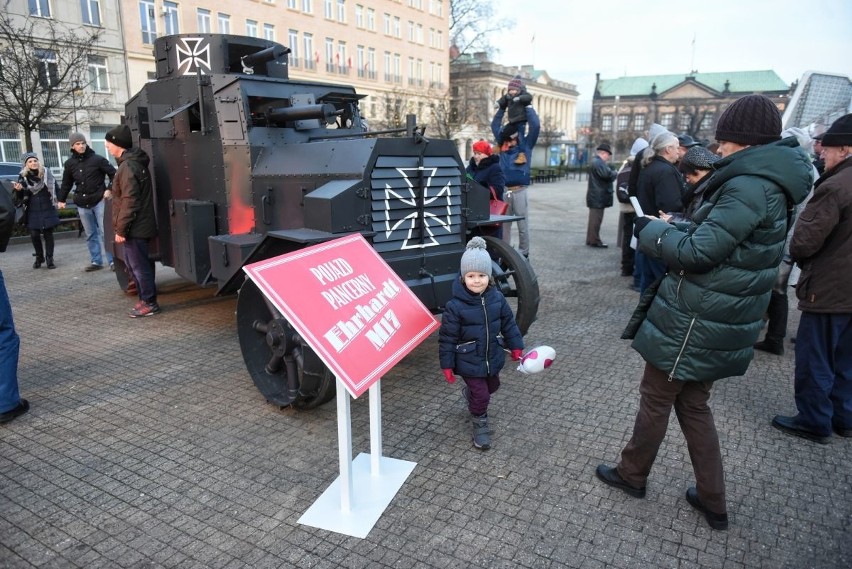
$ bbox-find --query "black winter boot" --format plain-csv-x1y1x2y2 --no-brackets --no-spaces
755,290,787,355
46,256,56,269
471,414,491,450
33,256,44,269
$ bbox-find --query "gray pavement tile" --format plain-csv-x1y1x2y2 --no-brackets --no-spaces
1,178,851,569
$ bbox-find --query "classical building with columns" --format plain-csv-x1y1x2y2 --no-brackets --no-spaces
449,51,579,166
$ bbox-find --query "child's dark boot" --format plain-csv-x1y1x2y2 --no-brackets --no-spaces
472,414,491,450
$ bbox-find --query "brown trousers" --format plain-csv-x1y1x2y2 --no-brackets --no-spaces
586,208,605,246
617,363,727,514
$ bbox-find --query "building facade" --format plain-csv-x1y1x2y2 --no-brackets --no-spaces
450,51,579,166
1,0,131,170
119,0,449,130
591,71,794,158
1,0,449,169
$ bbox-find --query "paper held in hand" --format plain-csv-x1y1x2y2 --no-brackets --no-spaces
629,196,644,217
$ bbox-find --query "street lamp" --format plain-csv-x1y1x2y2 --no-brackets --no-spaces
70,81,82,130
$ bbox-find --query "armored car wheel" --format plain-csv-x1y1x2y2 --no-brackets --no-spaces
236,278,336,409
483,236,540,335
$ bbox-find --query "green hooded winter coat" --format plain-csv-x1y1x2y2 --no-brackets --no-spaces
630,137,813,382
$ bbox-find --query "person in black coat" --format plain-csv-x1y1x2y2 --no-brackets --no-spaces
466,139,506,239
12,153,60,269
634,133,685,292
58,133,117,272
586,143,618,248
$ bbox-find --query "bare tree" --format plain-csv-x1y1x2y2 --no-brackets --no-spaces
538,115,564,150
449,0,514,62
677,100,712,140
0,4,103,151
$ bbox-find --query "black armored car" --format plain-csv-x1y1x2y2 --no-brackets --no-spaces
111,34,539,409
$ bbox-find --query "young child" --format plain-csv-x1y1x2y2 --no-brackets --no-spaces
497,75,533,165
439,237,524,450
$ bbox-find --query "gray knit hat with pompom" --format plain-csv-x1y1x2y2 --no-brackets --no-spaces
460,236,492,277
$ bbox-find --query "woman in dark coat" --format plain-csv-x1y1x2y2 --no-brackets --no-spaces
12,153,60,269
466,139,506,239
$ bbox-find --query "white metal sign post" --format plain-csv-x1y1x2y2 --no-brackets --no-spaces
243,235,436,538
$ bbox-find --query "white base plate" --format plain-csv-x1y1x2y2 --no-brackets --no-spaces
298,453,417,538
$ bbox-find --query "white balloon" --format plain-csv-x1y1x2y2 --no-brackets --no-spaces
517,345,556,374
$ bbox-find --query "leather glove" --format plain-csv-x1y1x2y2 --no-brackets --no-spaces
511,349,523,361
633,216,651,238
442,369,456,384
498,96,508,110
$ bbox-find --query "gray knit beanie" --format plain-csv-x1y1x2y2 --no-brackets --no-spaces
459,236,492,277
69,132,87,145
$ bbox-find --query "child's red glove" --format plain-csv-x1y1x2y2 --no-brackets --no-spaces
442,369,456,384
511,349,523,361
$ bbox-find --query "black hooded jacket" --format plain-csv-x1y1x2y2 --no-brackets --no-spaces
59,146,116,208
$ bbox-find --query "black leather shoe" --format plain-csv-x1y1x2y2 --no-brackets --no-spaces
754,340,784,355
771,415,830,444
586,242,608,248
685,487,729,531
0,399,30,424
833,425,852,438
595,464,645,498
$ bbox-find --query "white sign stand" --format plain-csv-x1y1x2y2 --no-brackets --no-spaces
298,378,417,538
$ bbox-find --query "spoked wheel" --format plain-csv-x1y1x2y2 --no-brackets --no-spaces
483,236,540,335
236,278,336,409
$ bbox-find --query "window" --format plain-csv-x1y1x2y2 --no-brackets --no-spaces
35,49,59,88
661,112,674,128
288,30,299,66
408,57,414,85
302,0,312,13
356,45,364,77
197,9,211,32
436,0,442,17
88,126,116,167
81,0,101,25
87,55,109,92
264,24,275,41
146,71,156,82
0,124,23,163
325,38,334,72
428,28,434,48
29,0,51,17
393,53,401,84
393,17,400,38
287,0,296,7
246,19,258,37
324,0,333,19
367,47,375,79
337,42,347,73
38,125,71,171
601,115,613,132
617,114,629,131
701,113,714,130
218,13,230,33
679,114,691,132
163,1,179,35
355,5,363,27
306,38,317,68
366,8,375,30
633,114,645,131
383,13,390,35
407,21,414,41
139,0,157,44
436,30,443,49
383,51,391,82
337,0,345,22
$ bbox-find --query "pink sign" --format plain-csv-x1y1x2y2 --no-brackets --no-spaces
243,234,440,398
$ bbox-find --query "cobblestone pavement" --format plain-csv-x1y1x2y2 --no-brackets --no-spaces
1,178,850,569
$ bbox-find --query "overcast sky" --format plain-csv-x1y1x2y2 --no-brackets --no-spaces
492,0,852,105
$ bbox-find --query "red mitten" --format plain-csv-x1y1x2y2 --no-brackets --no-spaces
511,349,523,361
442,369,456,384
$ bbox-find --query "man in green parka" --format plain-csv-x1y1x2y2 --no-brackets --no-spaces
595,95,813,530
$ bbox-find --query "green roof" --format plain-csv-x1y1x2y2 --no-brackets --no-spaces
597,71,789,97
